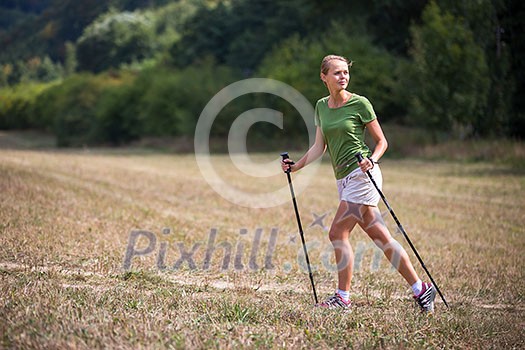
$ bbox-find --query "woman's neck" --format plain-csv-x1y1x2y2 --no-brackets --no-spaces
329,90,351,108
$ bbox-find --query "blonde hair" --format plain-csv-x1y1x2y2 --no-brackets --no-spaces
320,55,353,75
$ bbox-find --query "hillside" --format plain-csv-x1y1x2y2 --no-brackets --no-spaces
0,0,524,144
0,0,174,63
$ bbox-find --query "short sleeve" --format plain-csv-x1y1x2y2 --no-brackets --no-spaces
359,96,377,124
314,100,321,126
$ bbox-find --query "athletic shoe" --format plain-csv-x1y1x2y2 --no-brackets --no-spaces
413,282,436,313
316,292,351,309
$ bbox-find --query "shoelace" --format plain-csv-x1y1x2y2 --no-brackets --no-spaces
323,295,347,307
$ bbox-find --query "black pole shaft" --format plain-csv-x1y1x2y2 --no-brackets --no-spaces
356,153,449,308
285,171,319,304
281,153,318,304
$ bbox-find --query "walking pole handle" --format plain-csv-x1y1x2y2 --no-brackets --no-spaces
280,152,295,173
355,152,365,163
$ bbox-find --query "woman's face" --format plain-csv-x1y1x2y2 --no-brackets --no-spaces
321,60,349,92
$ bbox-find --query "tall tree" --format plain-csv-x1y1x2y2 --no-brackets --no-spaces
407,1,490,138
367,0,429,55
169,0,310,71
435,0,514,136
76,11,156,73
502,0,525,137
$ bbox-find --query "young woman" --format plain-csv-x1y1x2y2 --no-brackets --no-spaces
281,55,436,312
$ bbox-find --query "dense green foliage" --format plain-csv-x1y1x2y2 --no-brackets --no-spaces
76,11,157,73
0,82,55,129
0,0,523,146
169,0,310,71
406,2,491,137
258,27,400,121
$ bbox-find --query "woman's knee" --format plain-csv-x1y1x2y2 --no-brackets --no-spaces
328,225,348,242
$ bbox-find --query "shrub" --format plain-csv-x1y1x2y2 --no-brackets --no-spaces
33,73,126,146
131,62,241,138
93,83,142,145
0,82,54,129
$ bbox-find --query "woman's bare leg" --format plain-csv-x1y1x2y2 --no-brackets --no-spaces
328,200,362,291
359,205,419,285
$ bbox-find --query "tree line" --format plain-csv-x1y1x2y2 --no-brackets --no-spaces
0,0,523,147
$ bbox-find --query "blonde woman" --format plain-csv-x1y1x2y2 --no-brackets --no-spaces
281,55,436,312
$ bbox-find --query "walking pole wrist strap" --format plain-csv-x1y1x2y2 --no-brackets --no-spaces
368,156,379,167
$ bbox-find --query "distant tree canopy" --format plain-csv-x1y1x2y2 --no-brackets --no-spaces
169,0,311,71
0,0,52,16
0,0,523,144
76,11,156,73
407,1,491,137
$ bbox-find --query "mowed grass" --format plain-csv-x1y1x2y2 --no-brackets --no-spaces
0,147,524,349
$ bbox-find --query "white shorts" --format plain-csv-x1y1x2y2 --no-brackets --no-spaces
336,165,383,206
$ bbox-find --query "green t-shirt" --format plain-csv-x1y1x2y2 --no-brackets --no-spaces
314,93,376,179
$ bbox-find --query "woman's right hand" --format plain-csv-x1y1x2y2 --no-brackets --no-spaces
281,158,296,173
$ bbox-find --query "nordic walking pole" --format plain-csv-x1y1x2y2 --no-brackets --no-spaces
281,152,318,304
355,152,449,308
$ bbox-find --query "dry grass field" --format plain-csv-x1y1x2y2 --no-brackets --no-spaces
1,137,524,348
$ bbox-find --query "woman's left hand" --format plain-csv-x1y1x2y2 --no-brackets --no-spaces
358,157,374,173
